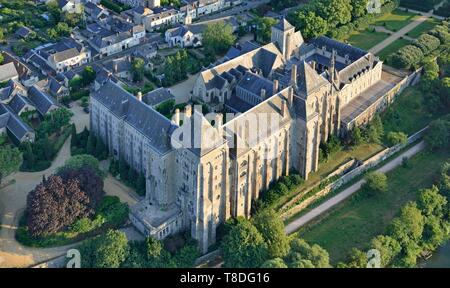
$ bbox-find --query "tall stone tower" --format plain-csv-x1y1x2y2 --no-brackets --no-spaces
271,19,296,61
147,0,160,8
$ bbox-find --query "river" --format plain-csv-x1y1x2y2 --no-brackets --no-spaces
421,242,450,268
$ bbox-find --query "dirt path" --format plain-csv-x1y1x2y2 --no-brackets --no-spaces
284,141,426,235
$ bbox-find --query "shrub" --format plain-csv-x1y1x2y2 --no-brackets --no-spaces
391,45,424,69
362,172,388,196
412,34,441,54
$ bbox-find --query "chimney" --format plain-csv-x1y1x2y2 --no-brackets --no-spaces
260,88,266,100
291,64,297,86
137,91,143,101
215,113,223,139
185,104,192,118
273,79,279,95
281,98,286,117
113,63,118,73
174,108,180,126
311,61,316,71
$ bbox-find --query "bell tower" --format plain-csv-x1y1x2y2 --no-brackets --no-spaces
271,18,296,60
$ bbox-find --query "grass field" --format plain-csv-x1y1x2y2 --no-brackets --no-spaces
406,18,440,38
298,149,450,264
345,30,390,50
372,9,419,32
381,87,445,140
377,38,411,60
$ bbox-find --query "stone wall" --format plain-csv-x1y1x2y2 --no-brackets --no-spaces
281,126,428,220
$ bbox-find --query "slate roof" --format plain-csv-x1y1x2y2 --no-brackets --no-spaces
92,81,177,154
311,36,367,62
15,26,33,38
7,94,34,115
28,86,58,116
237,72,274,97
48,77,65,95
143,88,175,107
0,62,19,82
0,103,34,142
295,61,329,96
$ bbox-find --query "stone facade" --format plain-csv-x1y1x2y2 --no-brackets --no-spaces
91,19,405,253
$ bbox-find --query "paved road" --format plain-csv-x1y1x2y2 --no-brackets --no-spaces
284,141,426,235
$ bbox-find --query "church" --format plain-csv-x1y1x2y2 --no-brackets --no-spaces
91,19,404,253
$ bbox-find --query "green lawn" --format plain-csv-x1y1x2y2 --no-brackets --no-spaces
381,87,445,139
372,9,419,32
298,149,450,264
345,30,390,51
406,18,440,38
377,38,411,61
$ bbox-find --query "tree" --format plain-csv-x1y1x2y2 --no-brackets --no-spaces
81,66,96,86
252,209,290,258
70,123,78,148
0,145,22,185
413,34,441,54
292,11,328,40
58,154,103,178
86,134,97,156
202,22,236,55
0,53,4,65
350,126,363,146
58,166,105,210
316,0,352,27
252,17,278,43
363,172,388,196
416,186,447,218
287,238,330,268
260,258,288,268
173,242,200,268
144,237,176,268
40,108,73,136
344,248,367,268
425,119,450,150
136,173,146,196
95,137,108,160
389,202,425,246
131,57,145,82
26,175,91,237
370,235,401,267
351,0,369,18
80,229,129,268
386,131,408,147
391,45,424,69
365,115,383,144
222,218,269,268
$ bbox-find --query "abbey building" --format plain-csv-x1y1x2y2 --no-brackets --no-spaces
90,19,404,253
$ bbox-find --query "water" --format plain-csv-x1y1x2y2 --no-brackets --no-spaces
422,242,450,268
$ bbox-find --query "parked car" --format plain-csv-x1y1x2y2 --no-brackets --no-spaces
83,107,89,113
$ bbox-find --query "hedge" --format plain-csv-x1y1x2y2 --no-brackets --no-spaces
413,34,441,54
